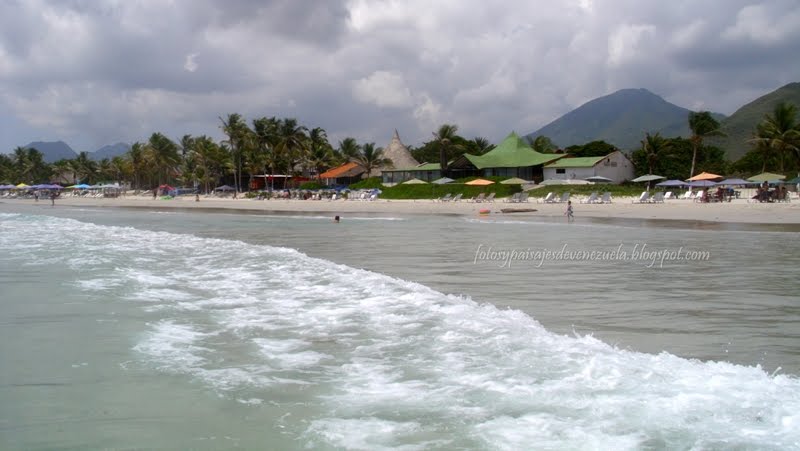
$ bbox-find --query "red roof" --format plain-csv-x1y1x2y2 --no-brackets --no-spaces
320,162,365,179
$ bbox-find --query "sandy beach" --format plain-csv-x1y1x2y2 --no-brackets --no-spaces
5,192,799,224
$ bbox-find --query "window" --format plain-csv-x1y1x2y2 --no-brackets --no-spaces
556,168,566,174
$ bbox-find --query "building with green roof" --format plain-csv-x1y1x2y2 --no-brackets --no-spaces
543,150,634,183
448,132,564,182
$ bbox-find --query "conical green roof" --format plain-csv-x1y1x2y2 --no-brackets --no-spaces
464,132,563,169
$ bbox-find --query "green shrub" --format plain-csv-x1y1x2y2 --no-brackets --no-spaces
380,182,520,200
349,177,384,190
299,181,324,190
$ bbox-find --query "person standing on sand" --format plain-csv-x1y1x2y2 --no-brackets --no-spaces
50,191,56,206
565,200,574,223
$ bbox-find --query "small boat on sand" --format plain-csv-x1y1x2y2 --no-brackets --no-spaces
500,208,537,213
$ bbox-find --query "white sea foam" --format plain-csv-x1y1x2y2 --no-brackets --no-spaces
1,213,799,449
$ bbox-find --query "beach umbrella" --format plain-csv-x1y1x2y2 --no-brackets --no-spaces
431,177,455,184
655,179,686,187
747,172,786,183
687,180,717,187
465,178,495,186
402,178,428,184
687,171,722,181
716,178,753,186
631,174,665,183
0,184,13,189
585,175,613,183
15,183,29,188
500,177,530,185
787,176,800,184
214,184,235,191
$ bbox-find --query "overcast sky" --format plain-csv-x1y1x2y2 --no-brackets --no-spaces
1,0,799,153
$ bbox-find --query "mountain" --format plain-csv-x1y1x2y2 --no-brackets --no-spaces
710,82,800,161
528,88,725,151
24,141,77,163
91,142,130,160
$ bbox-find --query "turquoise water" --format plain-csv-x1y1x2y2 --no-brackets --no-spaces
1,203,799,449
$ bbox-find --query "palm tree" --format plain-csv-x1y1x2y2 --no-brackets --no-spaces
751,102,800,173
72,151,98,184
688,111,723,178
337,137,361,164
526,135,557,153
471,137,494,154
307,127,333,179
353,143,390,179
276,118,308,177
127,142,146,190
145,132,180,186
641,132,670,175
432,124,462,176
220,113,252,192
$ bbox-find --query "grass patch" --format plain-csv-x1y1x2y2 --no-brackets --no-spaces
380,182,520,200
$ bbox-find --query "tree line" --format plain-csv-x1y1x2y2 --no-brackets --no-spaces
2,103,798,188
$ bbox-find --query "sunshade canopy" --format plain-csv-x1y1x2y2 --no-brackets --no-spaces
585,175,613,182
465,178,495,186
214,185,235,191
687,180,717,187
748,172,786,182
687,172,722,181
431,177,455,184
631,174,665,182
500,177,530,184
716,178,754,186
402,178,428,184
655,179,686,187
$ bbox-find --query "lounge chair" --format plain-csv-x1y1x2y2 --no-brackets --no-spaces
452,193,463,202
470,193,486,203
518,192,530,203
438,193,453,202
599,192,612,203
485,193,496,202
504,193,521,203
580,192,598,204
650,192,665,203
542,192,556,203
633,191,650,203
681,190,693,200
557,192,570,203
664,191,675,200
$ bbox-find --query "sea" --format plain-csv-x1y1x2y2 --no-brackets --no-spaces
1,201,798,450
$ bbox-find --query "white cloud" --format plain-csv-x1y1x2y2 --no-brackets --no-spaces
352,70,413,108
183,53,199,72
607,24,656,67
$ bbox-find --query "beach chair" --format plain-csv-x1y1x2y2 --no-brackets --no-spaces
452,193,463,202
542,192,556,203
470,193,486,203
485,193,496,202
518,192,529,203
599,192,612,203
681,190,693,200
633,191,650,203
664,191,675,200
438,193,453,202
649,192,665,203
558,192,570,203
504,193,521,203
580,192,598,204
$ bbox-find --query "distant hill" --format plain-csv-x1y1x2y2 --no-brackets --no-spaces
528,88,726,151
91,142,130,160
710,82,800,161
24,141,78,163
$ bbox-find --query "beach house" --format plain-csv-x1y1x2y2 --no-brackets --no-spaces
447,132,564,182
379,130,445,184
542,151,634,183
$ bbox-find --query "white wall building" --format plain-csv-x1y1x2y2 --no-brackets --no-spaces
542,151,634,183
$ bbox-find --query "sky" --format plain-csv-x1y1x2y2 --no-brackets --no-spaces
1,0,799,153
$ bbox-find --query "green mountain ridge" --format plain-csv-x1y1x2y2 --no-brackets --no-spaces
528,83,800,161
710,82,800,161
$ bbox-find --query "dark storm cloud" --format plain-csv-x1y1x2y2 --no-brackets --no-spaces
0,0,798,152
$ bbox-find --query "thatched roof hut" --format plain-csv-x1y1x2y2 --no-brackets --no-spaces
381,130,419,170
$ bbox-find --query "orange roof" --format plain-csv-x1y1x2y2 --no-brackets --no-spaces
320,162,365,179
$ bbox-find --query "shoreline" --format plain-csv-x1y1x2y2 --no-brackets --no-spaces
2,194,800,226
